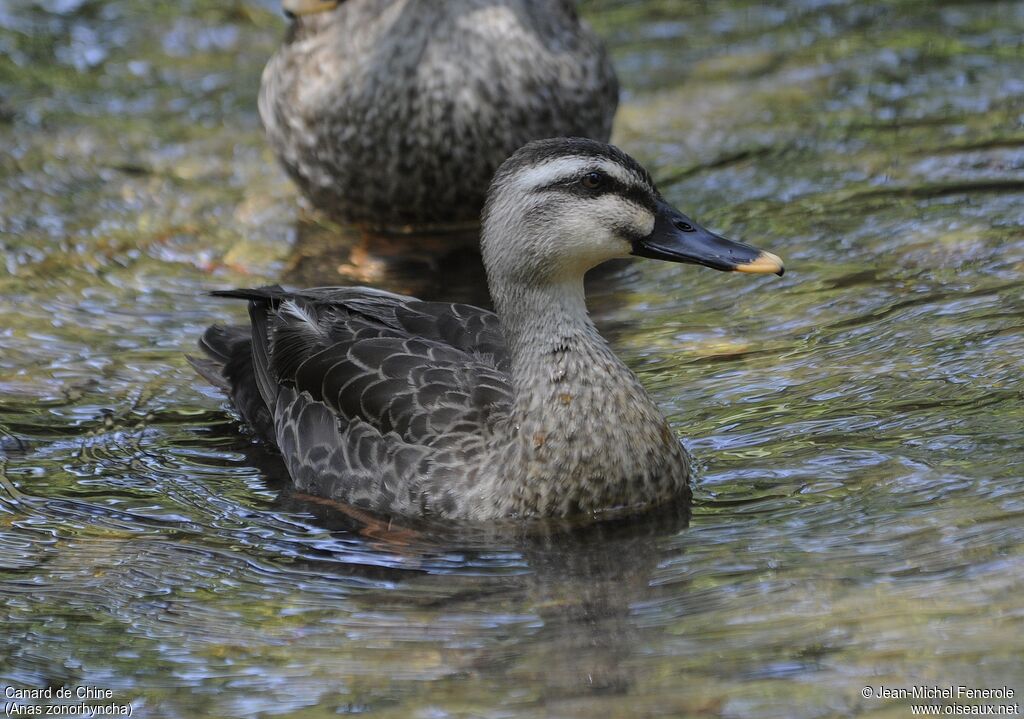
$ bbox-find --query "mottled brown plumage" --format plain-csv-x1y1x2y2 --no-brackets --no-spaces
259,0,618,228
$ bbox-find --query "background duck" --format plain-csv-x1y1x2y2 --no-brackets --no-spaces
194,139,784,520
260,0,618,229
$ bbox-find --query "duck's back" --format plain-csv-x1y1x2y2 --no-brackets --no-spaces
259,0,618,227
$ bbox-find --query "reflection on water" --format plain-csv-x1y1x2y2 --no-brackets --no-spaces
282,217,490,305
1,0,1024,717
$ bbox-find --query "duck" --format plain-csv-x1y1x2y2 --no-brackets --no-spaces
259,0,618,229
192,138,784,520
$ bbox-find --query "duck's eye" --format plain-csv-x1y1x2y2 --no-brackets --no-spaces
580,172,605,190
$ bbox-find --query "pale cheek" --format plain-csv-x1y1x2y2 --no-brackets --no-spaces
542,219,621,272
542,198,657,271
600,197,654,236
634,210,655,238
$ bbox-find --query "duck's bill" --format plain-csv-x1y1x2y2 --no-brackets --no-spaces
283,0,338,16
632,201,784,276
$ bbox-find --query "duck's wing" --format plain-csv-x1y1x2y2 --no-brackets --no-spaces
216,284,508,370
209,286,511,437
198,286,512,515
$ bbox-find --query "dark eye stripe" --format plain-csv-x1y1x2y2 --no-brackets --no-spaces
537,172,657,212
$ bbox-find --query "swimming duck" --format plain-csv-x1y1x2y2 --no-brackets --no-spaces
194,139,784,520
260,0,618,228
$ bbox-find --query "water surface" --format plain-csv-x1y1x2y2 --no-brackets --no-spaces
1,0,1023,717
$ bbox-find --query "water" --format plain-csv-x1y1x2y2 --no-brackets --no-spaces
2,0,1023,716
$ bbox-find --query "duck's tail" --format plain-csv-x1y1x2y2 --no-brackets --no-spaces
189,322,277,445
186,324,250,389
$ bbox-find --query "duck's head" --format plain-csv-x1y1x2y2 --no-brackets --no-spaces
481,137,783,285
282,0,339,19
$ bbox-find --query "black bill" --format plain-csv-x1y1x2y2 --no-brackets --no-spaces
632,200,784,276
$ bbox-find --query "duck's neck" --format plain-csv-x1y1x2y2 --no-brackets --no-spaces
492,275,612,391
489,275,688,515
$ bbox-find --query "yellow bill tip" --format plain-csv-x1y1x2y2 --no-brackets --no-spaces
734,251,785,276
